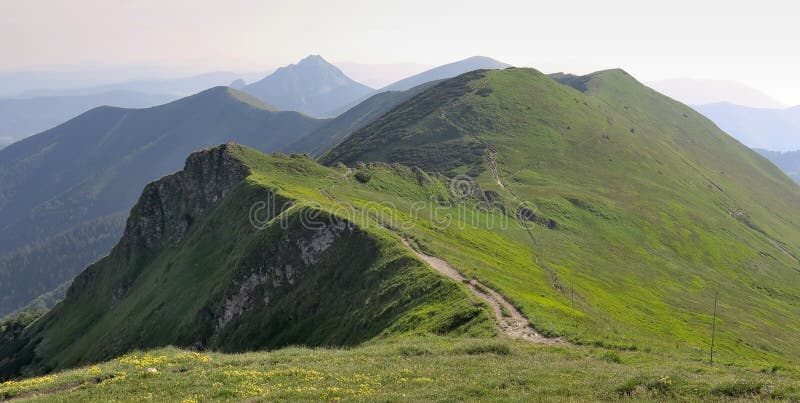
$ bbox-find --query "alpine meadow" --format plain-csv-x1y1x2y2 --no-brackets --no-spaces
1,1,800,401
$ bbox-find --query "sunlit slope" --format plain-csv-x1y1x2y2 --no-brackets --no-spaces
0,145,493,378
323,68,800,363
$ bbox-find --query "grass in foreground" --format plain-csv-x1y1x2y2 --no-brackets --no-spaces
2,337,797,402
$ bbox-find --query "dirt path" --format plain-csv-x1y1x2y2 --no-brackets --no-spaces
401,239,567,345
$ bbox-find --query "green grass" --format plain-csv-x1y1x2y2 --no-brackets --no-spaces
6,65,800,393
0,147,496,379
319,68,800,366
2,337,798,402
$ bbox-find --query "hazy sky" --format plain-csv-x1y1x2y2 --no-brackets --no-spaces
2,0,799,104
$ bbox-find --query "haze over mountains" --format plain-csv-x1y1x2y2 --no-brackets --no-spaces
326,56,512,117
0,55,515,317
0,91,177,148
647,78,800,174
4,53,800,323
0,71,266,148
4,66,800,381
647,78,787,109
755,149,800,183
0,87,324,317
4,71,265,98
379,56,511,92
334,61,432,88
4,0,800,395
0,56,513,149
243,55,374,117
694,103,800,151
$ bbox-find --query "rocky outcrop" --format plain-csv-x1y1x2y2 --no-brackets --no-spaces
217,218,352,329
67,143,249,299
122,143,250,250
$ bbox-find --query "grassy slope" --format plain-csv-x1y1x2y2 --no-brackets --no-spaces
322,68,800,366
0,146,493,378
5,67,800,398
3,140,800,398
1,338,798,401
287,80,441,157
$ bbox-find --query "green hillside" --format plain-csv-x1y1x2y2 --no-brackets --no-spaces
288,80,441,156
0,144,494,378
0,87,326,317
322,68,800,364
3,67,800,397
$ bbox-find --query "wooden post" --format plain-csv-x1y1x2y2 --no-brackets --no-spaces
710,291,718,364
571,284,575,314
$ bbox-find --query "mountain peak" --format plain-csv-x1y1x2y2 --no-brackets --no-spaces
243,55,373,117
298,54,327,65
167,86,277,111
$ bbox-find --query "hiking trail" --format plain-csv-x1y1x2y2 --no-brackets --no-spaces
401,238,567,345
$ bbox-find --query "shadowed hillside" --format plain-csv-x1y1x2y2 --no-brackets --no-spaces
0,87,326,317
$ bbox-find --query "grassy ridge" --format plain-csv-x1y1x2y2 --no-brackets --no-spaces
321,68,800,365
0,146,494,379
6,65,800,394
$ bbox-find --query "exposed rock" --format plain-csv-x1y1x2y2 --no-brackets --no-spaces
217,217,352,329
517,206,558,229
122,143,250,250
68,143,249,299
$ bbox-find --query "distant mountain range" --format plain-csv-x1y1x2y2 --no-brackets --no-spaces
642,82,800,181
243,55,374,117
0,56,511,148
0,91,177,148
0,87,325,317
380,56,511,92
755,149,800,184
0,55,516,316
0,71,267,148
693,102,800,151
325,56,512,117
5,66,800,378
10,71,264,98
287,80,442,156
333,61,432,88
647,78,786,109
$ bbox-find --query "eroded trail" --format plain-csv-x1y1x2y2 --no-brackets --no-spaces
401,239,567,345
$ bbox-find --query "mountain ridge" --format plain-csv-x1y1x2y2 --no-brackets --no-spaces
0,144,493,378
380,56,511,92
0,90,178,148
323,67,800,363
694,102,800,151
325,56,512,117
4,65,800,381
647,78,787,109
0,87,326,317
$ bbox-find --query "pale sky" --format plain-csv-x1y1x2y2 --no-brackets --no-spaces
1,0,799,104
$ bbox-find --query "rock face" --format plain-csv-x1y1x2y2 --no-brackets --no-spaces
66,143,250,301
218,218,352,329
123,143,250,250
